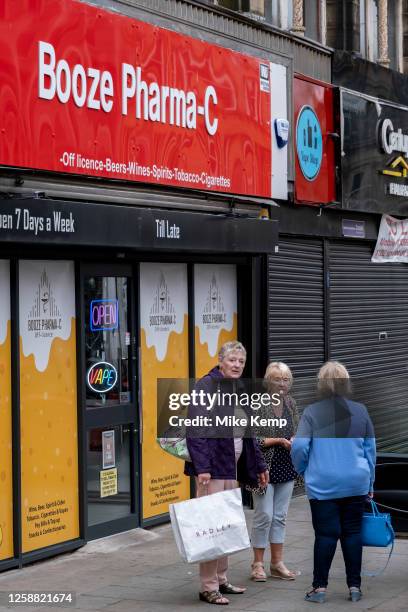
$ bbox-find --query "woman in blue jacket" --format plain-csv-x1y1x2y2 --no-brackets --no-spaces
291,361,376,604
185,341,268,606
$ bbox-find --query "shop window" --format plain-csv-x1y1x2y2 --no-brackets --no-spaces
387,0,399,71
362,0,379,61
403,0,408,72
326,0,361,52
212,0,293,28
304,0,320,41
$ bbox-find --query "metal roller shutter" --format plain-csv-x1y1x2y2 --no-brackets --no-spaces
329,240,408,453
267,238,325,377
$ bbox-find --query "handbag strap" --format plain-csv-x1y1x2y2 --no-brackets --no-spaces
362,520,395,577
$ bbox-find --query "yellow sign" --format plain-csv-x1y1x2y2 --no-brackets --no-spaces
0,261,13,561
19,261,79,553
100,468,118,498
140,263,190,520
194,265,238,378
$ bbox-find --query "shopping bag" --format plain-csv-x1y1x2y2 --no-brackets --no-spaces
170,487,250,563
361,500,395,577
157,436,191,461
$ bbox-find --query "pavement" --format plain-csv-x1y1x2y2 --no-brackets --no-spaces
0,496,407,612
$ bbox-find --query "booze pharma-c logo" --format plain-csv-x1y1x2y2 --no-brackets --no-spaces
149,272,176,329
27,269,62,337
201,274,226,328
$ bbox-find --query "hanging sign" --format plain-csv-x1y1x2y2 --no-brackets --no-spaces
294,76,336,205
372,215,408,263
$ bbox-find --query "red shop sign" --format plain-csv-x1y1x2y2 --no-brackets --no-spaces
0,0,272,197
294,75,336,205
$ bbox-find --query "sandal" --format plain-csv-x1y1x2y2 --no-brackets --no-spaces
270,561,300,580
199,591,229,605
219,582,246,595
305,588,326,603
251,561,267,582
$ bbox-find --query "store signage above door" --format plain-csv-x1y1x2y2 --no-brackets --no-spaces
294,76,336,206
341,90,408,214
0,0,280,198
0,198,279,254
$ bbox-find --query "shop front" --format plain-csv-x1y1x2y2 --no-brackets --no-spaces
0,198,278,570
0,0,284,569
267,74,408,529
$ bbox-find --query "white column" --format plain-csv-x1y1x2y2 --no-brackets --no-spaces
320,0,327,45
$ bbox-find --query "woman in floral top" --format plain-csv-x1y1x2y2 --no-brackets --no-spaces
249,361,300,582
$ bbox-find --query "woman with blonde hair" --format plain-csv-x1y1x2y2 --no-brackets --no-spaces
291,361,376,604
248,361,300,582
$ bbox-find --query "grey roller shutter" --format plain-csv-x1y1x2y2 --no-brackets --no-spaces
267,238,325,377
329,240,408,453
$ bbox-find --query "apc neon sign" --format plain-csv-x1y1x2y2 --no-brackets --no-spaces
87,361,118,393
90,299,118,331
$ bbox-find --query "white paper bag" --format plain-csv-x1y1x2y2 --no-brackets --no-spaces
169,487,250,563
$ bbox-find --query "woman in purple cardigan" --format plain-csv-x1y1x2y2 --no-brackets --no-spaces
185,341,269,606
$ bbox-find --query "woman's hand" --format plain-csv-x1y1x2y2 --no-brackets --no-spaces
279,438,292,451
263,437,281,447
258,470,269,487
198,473,211,487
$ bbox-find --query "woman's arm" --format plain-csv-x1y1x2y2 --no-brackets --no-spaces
290,409,313,475
262,438,291,450
363,411,376,493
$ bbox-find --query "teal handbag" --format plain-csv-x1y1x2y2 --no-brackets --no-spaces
361,500,395,576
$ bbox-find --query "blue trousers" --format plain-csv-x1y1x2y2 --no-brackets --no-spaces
309,495,366,589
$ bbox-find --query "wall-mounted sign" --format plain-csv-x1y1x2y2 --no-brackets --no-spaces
87,362,118,393
294,76,336,205
0,199,279,254
100,468,118,498
341,90,408,214
90,299,118,332
102,430,115,469
296,106,323,181
342,219,366,238
0,0,278,198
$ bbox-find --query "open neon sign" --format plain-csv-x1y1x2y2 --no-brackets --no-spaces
90,299,119,331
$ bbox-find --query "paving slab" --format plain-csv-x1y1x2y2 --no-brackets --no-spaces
0,496,406,612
